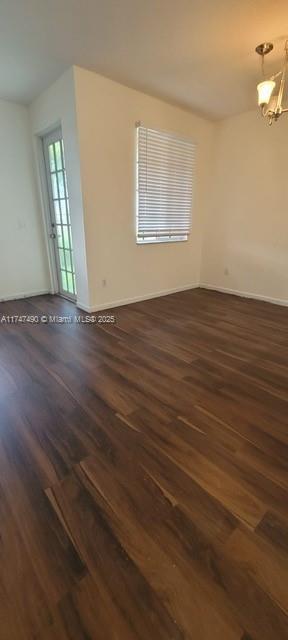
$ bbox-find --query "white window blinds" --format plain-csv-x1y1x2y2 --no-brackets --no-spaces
136,125,195,244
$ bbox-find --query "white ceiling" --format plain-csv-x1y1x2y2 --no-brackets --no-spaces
0,0,288,119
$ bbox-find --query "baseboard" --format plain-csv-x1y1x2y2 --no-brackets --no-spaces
4,284,287,310
76,283,199,312
200,283,288,308
0,289,51,303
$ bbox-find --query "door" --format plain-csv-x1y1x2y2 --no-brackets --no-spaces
43,128,76,301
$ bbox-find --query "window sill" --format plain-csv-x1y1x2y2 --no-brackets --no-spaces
137,236,188,245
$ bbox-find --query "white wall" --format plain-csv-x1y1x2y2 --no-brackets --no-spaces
28,66,288,311
201,109,288,305
29,68,91,310
74,66,214,310
0,99,49,300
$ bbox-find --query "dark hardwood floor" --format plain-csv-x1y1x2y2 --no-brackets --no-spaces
1,288,288,639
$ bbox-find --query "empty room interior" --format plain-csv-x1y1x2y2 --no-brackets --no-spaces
1,1,288,638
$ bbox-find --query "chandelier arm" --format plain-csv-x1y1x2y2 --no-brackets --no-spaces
270,70,282,81
261,104,278,119
261,104,270,117
276,46,288,112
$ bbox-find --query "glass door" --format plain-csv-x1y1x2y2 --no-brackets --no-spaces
43,128,76,300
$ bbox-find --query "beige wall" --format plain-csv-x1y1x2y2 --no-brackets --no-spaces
0,99,49,300
201,109,288,305
74,66,214,310
27,67,288,310
30,68,91,310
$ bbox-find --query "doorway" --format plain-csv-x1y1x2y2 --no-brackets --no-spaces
42,128,76,301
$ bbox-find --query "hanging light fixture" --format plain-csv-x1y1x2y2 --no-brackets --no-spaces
255,40,288,125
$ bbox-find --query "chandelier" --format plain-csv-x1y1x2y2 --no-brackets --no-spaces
256,40,288,125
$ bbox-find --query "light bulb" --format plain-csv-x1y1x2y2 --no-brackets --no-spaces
257,80,276,106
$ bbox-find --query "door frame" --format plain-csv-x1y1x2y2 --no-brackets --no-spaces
35,126,60,296
41,127,76,302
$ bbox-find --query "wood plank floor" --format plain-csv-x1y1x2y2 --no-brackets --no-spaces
0,288,288,639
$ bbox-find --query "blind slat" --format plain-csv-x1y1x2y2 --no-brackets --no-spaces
136,125,195,243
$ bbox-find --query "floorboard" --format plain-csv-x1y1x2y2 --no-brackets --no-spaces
1,289,288,639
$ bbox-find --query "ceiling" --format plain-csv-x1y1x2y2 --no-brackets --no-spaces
0,0,288,119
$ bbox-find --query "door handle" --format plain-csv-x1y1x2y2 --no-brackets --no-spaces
50,232,56,239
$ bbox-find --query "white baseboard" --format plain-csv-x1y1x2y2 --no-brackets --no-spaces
3,284,287,311
200,283,288,308
76,283,199,312
0,289,51,303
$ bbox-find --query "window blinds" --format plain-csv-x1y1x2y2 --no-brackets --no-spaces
136,125,195,243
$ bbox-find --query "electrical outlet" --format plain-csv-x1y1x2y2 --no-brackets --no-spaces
102,279,107,287
224,267,229,276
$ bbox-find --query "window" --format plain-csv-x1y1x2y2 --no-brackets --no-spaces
136,125,195,244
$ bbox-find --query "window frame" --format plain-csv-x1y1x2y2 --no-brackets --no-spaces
136,124,195,245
